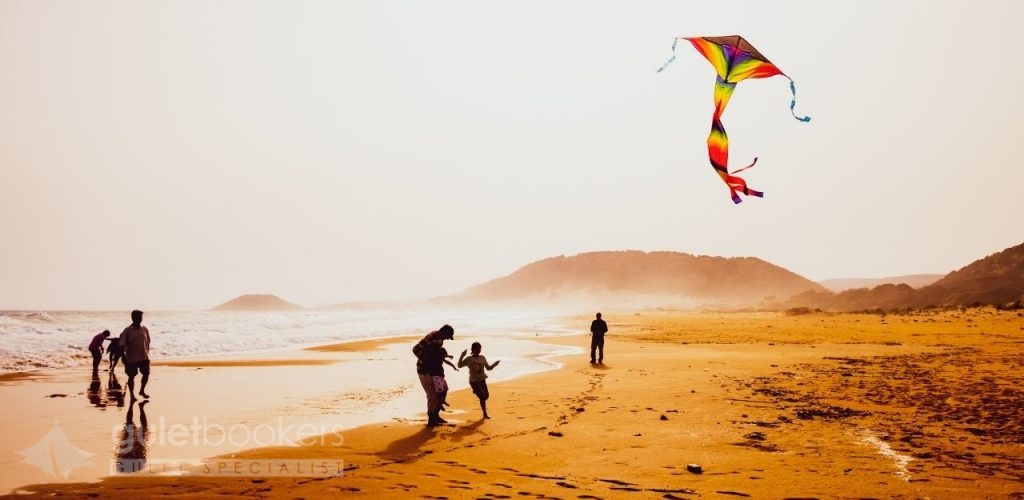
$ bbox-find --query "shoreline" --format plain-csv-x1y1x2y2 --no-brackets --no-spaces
0,329,579,495
4,308,1023,498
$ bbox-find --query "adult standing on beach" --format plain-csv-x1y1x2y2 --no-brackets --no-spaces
590,312,608,364
120,310,151,401
413,324,454,426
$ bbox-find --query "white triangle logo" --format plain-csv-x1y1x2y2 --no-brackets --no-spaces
15,419,96,479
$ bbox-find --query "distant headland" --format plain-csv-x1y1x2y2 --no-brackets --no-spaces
211,294,301,312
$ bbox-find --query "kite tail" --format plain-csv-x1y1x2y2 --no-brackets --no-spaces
710,120,762,204
730,157,759,175
655,38,679,73
709,78,761,203
722,172,764,204
788,79,811,122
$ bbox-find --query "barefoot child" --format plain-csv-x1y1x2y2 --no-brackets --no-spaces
437,346,458,410
458,342,501,419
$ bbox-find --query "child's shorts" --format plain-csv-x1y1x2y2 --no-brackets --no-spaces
470,380,489,400
432,375,448,393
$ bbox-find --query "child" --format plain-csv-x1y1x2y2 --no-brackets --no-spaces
436,346,458,410
458,342,501,419
106,335,125,371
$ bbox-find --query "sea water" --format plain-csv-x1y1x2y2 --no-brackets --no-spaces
0,308,579,375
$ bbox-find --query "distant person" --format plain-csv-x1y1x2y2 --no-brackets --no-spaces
106,335,125,371
412,324,454,426
458,342,501,419
87,330,110,373
120,310,151,401
590,312,608,364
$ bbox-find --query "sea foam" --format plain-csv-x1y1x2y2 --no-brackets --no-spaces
0,309,570,375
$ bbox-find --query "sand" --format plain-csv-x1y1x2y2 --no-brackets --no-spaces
3,308,1023,499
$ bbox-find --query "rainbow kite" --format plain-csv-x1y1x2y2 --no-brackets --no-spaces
657,35,810,203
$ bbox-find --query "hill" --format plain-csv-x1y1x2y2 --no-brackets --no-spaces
782,242,1024,311
925,242,1024,305
212,294,302,312
818,274,943,293
454,251,826,308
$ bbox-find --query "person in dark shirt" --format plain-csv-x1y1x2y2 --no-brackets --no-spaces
590,312,608,364
106,336,125,371
88,330,110,373
412,324,454,426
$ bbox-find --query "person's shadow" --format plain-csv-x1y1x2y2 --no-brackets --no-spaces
443,418,486,444
114,399,149,473
87,373,105,408
376,426,438,463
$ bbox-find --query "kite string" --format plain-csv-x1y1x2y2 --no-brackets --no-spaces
788,78,811,122
655,37,680,73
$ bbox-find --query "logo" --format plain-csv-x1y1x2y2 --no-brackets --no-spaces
15,419,95,479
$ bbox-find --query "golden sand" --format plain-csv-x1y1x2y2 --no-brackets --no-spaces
6,308,1023,499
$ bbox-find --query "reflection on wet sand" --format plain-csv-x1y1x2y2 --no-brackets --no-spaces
86,373,126,409
113,399,148,474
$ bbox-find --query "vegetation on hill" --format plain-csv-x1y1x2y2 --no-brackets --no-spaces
781,242,1024,311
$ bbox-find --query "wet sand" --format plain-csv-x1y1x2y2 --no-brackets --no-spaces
4,308,1023,498
0,333,571,495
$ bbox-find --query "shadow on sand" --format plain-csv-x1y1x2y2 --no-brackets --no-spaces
376,426,437,462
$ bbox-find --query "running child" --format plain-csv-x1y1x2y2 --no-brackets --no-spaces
457,342,501,419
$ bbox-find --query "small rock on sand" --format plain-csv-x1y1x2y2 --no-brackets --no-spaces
686,464,703,474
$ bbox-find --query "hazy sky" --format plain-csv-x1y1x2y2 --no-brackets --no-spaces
2,1,1022,310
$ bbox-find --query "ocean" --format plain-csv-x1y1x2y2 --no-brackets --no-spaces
0,308,578,374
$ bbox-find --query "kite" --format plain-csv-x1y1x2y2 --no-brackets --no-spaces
657,36,810,203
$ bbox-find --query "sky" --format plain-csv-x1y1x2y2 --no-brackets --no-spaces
2,1,1022,310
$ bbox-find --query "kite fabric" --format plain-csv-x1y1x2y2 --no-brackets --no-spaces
657,35,810,203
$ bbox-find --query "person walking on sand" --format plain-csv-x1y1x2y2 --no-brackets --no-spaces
120,310,151,401
413,324,454,426
88,330,110,373
590,312,608,364
458,342,501,419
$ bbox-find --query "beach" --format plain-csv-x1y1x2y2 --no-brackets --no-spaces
2,308,1023,498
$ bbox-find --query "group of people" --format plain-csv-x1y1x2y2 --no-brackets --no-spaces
412,312,609,427
87,310,609,428
86,309,152,401
412,325,501,426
